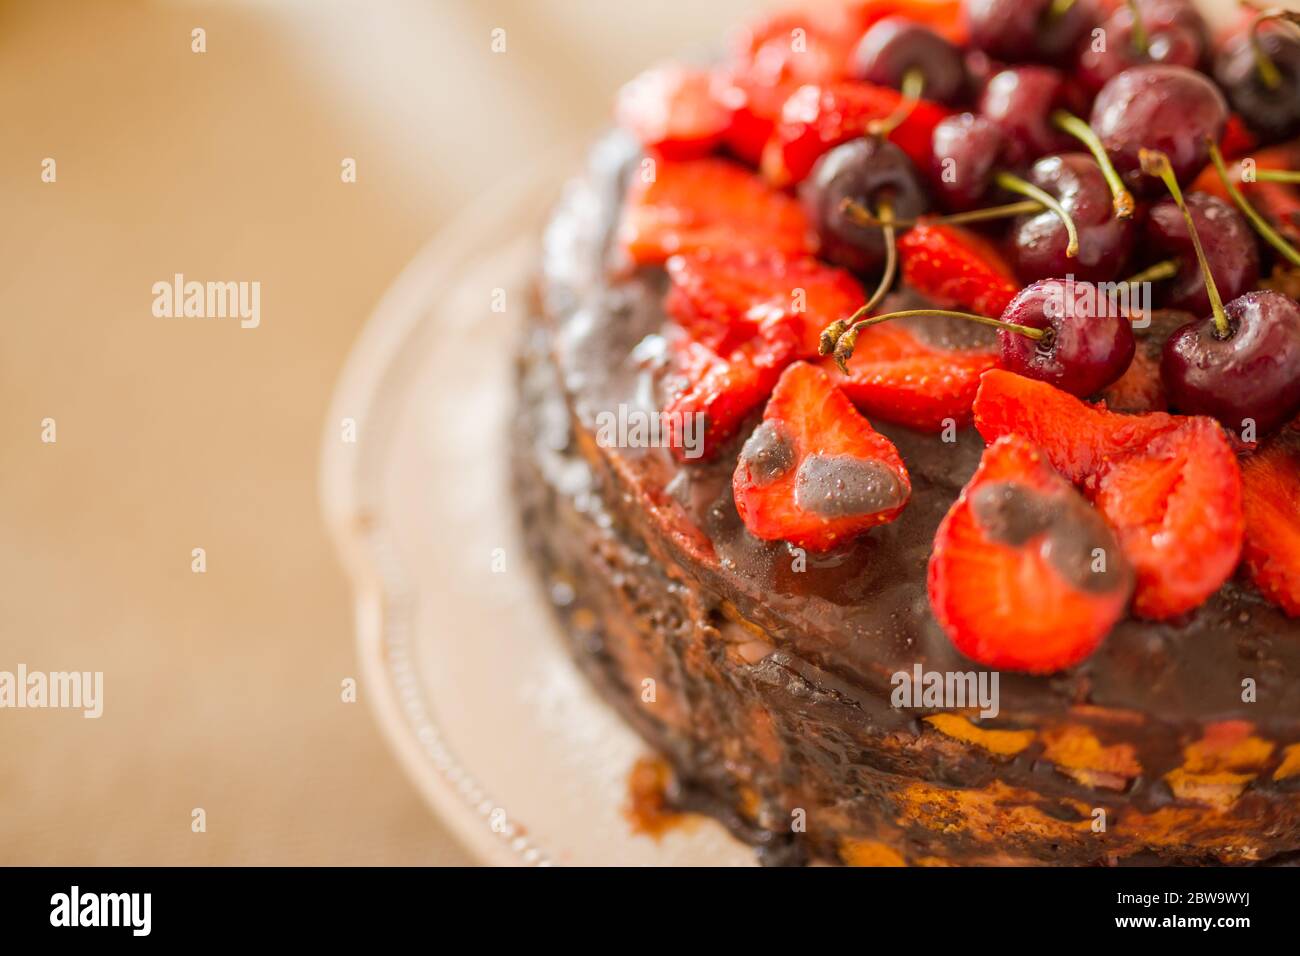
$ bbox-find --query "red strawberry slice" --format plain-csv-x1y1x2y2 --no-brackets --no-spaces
665,249,865,357
618,157,814,265
847,0,969,45
974,369,1181,484
1099,346,1166,415
1191,142,1300,249
1240,427,1300,617
615,64,733,160
1092,418,1244,620
733,361,911,551
830,321,999,432
928,435,1134,673
1219,112,1258,160
663,326,797,462
898,222,1021,318
760,81,950,187
974,370,1245,619
714,73,804,167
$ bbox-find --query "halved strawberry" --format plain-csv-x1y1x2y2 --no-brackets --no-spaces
1240,427,1300,617
760,81,950,187
714,73,804,167
617,157,814,265
830,321,998,432
974,371,1245,619
898,222,1021,318
974,369,1180,484
733,361,910,551
663,325,797,462
928,434,1134,673
665,249,864,357
615,64,733,160
1219,112,1258,160
1092,418,1244,619
848,0,969,45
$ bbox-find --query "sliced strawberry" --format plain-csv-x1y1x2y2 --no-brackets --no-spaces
974,369,1181,485
617,157,814,265
1240,427,1300,616
1219,112,1258,160
928,435,1134,673
1191,141,1300,249
1099,346,1166,415
974,371,1245,619
615,64,732,160
847,0,969,45
714,73,803,167
831,321,998,432
733,361,910,551
663,326,796,462
898,222,1021,318
760,81,950,187
1092,418,1244,619
665,249,864,357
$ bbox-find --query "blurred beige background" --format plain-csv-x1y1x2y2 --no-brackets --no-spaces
0,0,759,865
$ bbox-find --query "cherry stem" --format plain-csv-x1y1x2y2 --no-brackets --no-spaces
1122,258,1180,286
847,198,1043,229
1128,0,1149,55
820,198,899,355
1254,168,1300,183
1207,138,1300,268
1140,148,1229,337
995,170,1080,257
1051,110,1137,220
1047,0,1078,22
867,67,926,138
1248,8,1300,89
831,308,1043,372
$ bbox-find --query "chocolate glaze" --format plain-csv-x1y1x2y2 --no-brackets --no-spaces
738,421,795,486
515,131,1300,864
970,481,1130,594
795,454,906,517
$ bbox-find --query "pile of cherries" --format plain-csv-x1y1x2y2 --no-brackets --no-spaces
807,0,1300,439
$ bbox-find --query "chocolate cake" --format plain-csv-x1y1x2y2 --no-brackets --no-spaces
512,1,1300,866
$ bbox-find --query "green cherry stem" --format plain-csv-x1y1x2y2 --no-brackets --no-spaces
994,170,1080,257
1140,147,1229,337
820,197,899,356
1122,258,1180,285
1254,169,1300,183
832,308,1044,372
1047,0,1078,21
867,67,926,138
845,198,1044,229
1207,138,1300,268
1128,0,1149,54
1051,110,1137,220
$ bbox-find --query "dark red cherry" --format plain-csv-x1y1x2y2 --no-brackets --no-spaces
966,0,1094,63
800,137,928,274
1076,0,1206,94
1089,65,1227,194
978,66,1073,167
1215,24,1300,144
1162,291,1300,434
930,113,1008,210
998,278,1137,396
854,16,967,104
1010,153,1137,283
1145,192,1260,315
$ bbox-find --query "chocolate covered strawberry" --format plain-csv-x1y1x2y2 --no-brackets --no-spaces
974,370,1245,619
928,435,1134,674
733,361,910,551
618,157,813,265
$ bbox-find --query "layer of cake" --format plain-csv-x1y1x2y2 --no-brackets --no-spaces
516,132,1300,864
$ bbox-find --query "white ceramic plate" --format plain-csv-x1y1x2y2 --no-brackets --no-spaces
319,160,755,866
